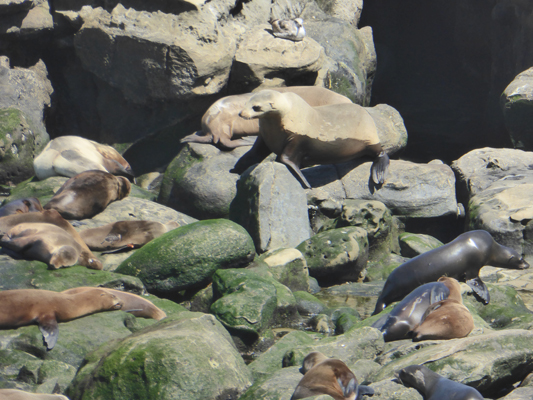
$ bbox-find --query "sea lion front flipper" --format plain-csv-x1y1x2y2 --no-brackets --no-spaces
338,377,356,397
466,276,490,305
356,384,375,397
371,151,389,185
38,316,59,350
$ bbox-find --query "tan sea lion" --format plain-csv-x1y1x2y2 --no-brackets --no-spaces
79,220,179,252
0,197,43,217
180,86,352,150
0,389,69,400
270,18,305,41
291,352,374,400
0,210,102,270
232,90,389,189
44,170,131,220
0,288,123,350
62,287,166,320
33,136,134,180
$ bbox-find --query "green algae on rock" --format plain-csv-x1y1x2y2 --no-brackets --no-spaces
398,232,444,258
116,219,255,295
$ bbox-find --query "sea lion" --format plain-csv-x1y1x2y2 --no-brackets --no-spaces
398,365,484,400
181,86,353,150
232,90,389,189
0,209,102,270
44,170,131,220
0,197,43,217
291,352,374,400
372,230,530,315
62,287,166,320
0,389,69,400
0,288,123,350
270,18,305,41
33,136,134,180
79,220,179,252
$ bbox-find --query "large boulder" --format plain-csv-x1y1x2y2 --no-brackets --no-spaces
502,67,533,150
0,0,53,35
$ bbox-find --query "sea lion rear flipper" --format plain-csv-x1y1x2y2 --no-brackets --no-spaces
371,151,389,185
466,277,490,305
338,377,356,397
356,384,375,397
101,244,137,254
38,316,59,350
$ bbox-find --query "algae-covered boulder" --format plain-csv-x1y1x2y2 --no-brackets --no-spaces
66,313,253,400
257,248,311,292
398,232,444,258
293,291,328,316
116,219,255,296
297,226,369,284
238,366,302,400
368,380,423,400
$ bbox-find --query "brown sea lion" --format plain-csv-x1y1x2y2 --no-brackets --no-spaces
0,210,102,270
291,352,374,400
0,288,123,350
33,136,134,180
181,86,352,150
232,90,389,189
372,230,530,315
0,389,69,400
62,287,166,320
44,170,131,220
0,198,43,217
79,220,179,252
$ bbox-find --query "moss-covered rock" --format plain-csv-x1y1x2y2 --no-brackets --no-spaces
398,232,444,258
365,253,407,282
258,248,310,292
367,380,423,400
238,366,302,400
116,219,255,296
293,291,328,316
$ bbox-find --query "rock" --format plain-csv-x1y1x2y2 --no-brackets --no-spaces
366,103,409,155
365,252,408,282
0,0,53,35
367,379,423,400
238,366,302,400
502,67,533,150
0,0,33,15
398,232,444,258
309,313,335,335
66,313,254,400
115,219,255,296
315,0,363,27
296,226,369,285
293,291,328,316
257,248,311,292
500,387,533,400
334,311,361,335
230,162,310,254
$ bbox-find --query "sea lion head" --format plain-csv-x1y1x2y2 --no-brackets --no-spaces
489,240,530,270
301,351,329,374
100,291,123,310
397,365,430,391
116,176,132,199
239,90,292,120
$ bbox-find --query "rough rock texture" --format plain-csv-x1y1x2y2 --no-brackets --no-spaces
115,219,256,296
230,162,310,254
502,67,533,150
0,0,53,35
367,380,423,400
238,366,302,400
366,103,409,155
398,232,444,258
257,248,311,292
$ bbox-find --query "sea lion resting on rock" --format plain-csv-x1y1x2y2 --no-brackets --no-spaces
372,230,529,315
0,288,123,350
0,389,69,400
398,365,483,400
0,197,43,217
34,135,134,181
233,90,389,189
181,86,353,150
62,287,166,320
79,220,179,252
291,352,374,400
270,18,305,41
0,210,102,270
44,170,131,220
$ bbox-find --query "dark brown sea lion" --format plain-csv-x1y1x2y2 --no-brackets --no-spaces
0,389,69,400
44,170,131,220
79,220,179,252
62,287,166,320
372,230,530,315
398,365,484,400
291,352,374,400
181,86,352,150
34,135,134,180
0,198,43,217
0,210,102,270
0,288,123,350
232,90,389,189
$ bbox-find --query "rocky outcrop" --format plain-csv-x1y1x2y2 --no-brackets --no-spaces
502,67,533,150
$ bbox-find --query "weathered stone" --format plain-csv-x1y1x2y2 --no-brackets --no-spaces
230,162,310,254
238,366,302,400
365,253,407,283
502,67,533,150
0,0,52,35
500,387,533,400
257,248,310,292
116,219,255,296
0,0,33,15
366,103,408,156
309,314,335,336
367,380,423,400
398,232,444,258
315,0,363,27
293,291,328,316
297,226,369,284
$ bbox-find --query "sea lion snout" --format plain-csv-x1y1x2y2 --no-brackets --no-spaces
518,257,530,269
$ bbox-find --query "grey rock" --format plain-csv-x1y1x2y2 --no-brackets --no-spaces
366,104,409,156
238,366,302,400
0,0,33,15
499,387,533,400
0,0,53,35
315,0,363,27
398,232,444,258
502,67,533,150
367,379,423,400
293,291,328,316
258,248,311,292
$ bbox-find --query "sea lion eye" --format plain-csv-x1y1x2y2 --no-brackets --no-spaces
252,105,261,112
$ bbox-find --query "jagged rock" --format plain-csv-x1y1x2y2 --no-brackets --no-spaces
0,0,33,15
230,161,310,254
398,232,444,258
500,387,533,400
115,219,256,296
315,0,363,27
66,313,254,400
502,67,533,150
0,0,53,35
257,248,311,292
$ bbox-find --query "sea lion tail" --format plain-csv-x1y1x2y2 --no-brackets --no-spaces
371,151,389,185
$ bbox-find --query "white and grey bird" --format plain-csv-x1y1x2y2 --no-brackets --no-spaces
270,18,305,41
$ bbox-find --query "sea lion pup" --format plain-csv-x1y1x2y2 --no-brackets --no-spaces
270,18,305,41
0,288,123,350
233,90,389,189
291,351,374,400
398,365,484,400
0,197,43,217
372,230,529,315
79,220,179,252
181,86,352,150
62,287,166,320
0,209,102,270
33,135,134,181
44,170,131,220
0,389,69,400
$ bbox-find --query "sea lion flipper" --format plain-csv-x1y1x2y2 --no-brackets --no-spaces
466,277,490,305
371,151,389,185
356,384,375,397
38,316,59,350
338,377,356,397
